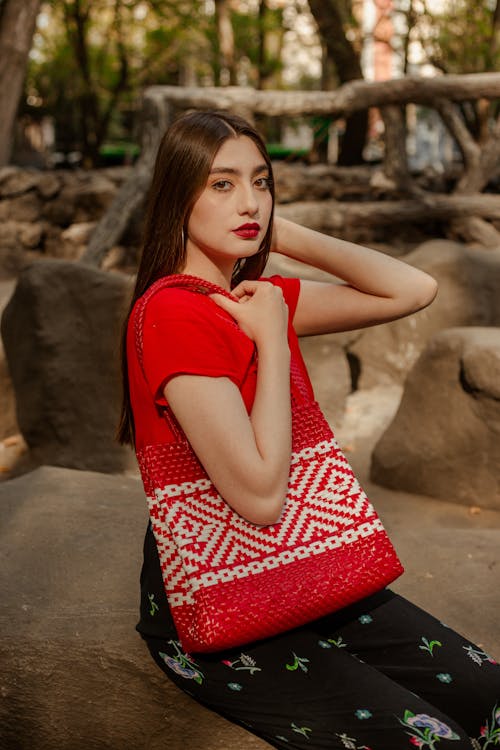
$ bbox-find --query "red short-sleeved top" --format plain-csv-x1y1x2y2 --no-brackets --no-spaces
127,274,312,449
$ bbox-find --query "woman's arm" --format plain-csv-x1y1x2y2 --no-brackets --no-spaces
273,217,438,336
164,281,292,526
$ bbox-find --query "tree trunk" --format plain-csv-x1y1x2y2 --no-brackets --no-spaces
276,194,500,235
308,0,367,164
215,0,236,86
80,92,173,267
0,0,41,166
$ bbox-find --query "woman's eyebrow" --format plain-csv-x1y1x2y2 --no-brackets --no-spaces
209,164,269,176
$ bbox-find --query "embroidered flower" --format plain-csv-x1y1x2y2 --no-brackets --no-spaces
159,653,200,681
240,653,256,667
405,714,458,739
291,722,312,739
409,738,423,747
355,709,372,720
222,654,261,674
436,672,453,683
227,682,243,691
419,637,442,657
358,615,373,625
463,644,493,666
148,592,159,616
286,653,310,672
318,639,332,648
328,636,347,648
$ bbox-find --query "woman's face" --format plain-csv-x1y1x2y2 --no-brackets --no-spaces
185,135,273,273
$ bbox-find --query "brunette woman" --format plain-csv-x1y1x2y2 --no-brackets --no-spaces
118,110,499,750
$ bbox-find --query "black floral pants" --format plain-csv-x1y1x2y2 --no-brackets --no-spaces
144,590,500,749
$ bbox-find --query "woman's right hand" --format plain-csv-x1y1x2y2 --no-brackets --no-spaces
210,280,289,349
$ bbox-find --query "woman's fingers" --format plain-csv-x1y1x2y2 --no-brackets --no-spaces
231,279,271,298
209,292,239,313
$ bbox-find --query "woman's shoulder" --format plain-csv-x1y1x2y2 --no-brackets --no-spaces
140,285,216,323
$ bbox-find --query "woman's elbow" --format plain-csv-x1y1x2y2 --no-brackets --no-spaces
413,274,438,312
227,485,288,527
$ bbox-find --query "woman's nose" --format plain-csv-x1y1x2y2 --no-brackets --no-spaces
237,184,259,215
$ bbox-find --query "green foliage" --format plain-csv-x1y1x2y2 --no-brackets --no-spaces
26,0,213,161
419,0,500,74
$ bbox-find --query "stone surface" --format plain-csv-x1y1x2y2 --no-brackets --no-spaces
371,327,500,509
299,333,351,425
0,464,498,750
0,467,269,750
0,280,17,440
346,241,500,388
1,259,135,473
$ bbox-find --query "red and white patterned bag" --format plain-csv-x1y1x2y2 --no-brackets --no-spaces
134,275,403,653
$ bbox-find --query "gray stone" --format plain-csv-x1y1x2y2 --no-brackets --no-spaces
19,221,45,249
0,466,268,750
1,465,498,749
1,259,135,473
0,280,18,440
0,192,43,223
0,168,40,198
72,174,117,223
36,172,62,200
371,327,500,509
299,333,351,425
41,185,78,227
0,223,28,279
347,241,500,388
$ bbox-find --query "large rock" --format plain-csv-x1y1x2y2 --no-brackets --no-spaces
1,466,498,749
371,327,500,509
0,467,268,750
299,333,351,426
346,241,500,388
1,259,135,473
0,280,18,440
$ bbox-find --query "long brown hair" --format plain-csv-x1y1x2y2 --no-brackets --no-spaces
117,110,275,446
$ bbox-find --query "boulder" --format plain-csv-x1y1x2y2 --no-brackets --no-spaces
371,327,500,509
0,280,18,440
0,191,43,223
299,333,351,426
1,259,135,473
0,167,40,198
0,466,268,750
1,465,498,749
347,241,500,388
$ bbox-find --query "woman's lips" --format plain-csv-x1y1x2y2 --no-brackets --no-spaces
233,223,260,239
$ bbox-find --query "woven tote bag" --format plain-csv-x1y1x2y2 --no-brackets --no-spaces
134,274,403,653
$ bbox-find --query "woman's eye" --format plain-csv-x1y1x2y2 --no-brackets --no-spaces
255,176,272,190
212,180,232,191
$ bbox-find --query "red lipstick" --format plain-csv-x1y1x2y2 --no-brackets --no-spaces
233,222,260,239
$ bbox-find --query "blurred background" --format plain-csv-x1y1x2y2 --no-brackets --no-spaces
5,0,500,170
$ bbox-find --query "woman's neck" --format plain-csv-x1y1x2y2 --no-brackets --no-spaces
181,250,235,291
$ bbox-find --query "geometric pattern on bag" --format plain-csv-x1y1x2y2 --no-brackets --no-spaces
134,275,404,653
149,438,384,604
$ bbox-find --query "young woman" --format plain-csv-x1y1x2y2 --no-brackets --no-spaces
119,111,499,750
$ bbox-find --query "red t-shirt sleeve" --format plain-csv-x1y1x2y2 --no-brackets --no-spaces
141,289,246,405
